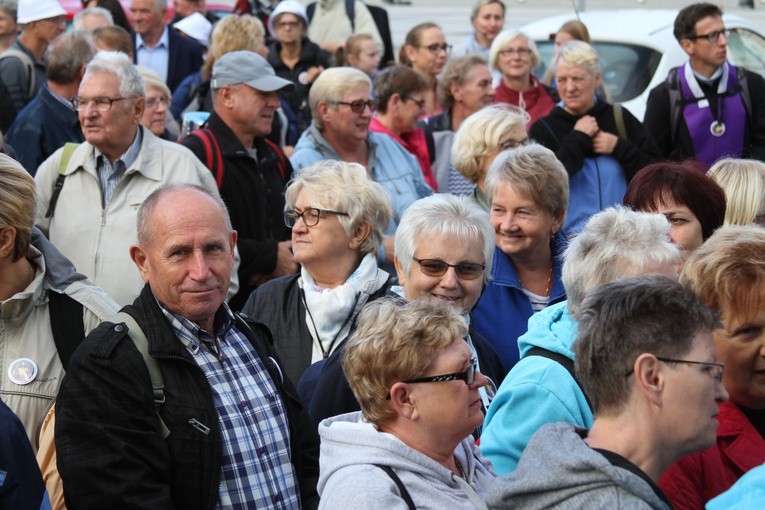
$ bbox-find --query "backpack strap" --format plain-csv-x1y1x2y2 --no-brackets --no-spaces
735,66,752,121
0,48,36,99
423,119,436,165
345,0,355,32
263,138,287,180
613,104,627,139
112,311,171,440
373,464,415,510
44,142,79,219
524,346,593,411
189,128,225,188
48,292,85,371
306,2,315,21
666,67,683,145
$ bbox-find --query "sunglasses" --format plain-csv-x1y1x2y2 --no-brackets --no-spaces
334,99,376,114
413,257,485,280
386,358,478,399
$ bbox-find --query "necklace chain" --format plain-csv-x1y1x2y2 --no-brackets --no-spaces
518,262,553,297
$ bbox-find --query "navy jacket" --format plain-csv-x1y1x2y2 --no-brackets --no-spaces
0,400,49,509
132,28,204,93
5,86,84,175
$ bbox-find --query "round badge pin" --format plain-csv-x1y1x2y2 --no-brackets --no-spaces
710,121,726,137
8,358,38,386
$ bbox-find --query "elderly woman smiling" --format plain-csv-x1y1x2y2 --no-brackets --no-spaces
472,144,569,370
242,160,392,387
317,298,496,509
308,194,507,428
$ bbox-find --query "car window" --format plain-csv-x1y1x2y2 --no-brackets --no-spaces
728,28,765,78
534,41,661,103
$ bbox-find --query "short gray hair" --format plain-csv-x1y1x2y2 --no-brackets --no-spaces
137,184,232,245
452,103,529,184
489,31,540,71
73,6,113,30
555,40,600,77
438,55,487,110
485,144,569,222
562,206,681,315
285,160,392,256
308,67,371,130
84,51,145,98
395,194,494,283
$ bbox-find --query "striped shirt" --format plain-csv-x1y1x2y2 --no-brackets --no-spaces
95,126,142,206
158,301,300,509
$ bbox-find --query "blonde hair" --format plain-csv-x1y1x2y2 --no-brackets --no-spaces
343,298,468,424
708,158,765,226
555,40,600,77
203,15,265,79
489,31,540,72
452,103,529,183
136,65,171,99
0,154,36,261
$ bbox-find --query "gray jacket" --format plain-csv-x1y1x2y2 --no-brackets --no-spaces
486,422,671,509
318,411,495,509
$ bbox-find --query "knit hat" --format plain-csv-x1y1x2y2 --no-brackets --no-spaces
17,0,66,24
211,50,295,92
267,0,309,41
173,12,212,48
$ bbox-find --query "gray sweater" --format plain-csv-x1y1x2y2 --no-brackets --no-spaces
486,422,671,509
318,411,495,509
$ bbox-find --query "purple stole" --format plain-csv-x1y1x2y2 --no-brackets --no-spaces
678,62,746,166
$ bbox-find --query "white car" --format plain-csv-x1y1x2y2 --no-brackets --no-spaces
521,10,765,120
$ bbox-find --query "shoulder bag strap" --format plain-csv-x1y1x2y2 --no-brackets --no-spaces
524,346,593,411
373,464,415,510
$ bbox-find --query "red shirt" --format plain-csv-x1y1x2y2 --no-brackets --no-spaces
369,117,438,192
494,75,557,126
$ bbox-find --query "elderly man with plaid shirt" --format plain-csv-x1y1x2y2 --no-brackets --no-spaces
54,184,319,510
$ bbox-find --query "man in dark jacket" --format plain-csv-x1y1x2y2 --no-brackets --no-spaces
55,184,319,509
182,50,297,310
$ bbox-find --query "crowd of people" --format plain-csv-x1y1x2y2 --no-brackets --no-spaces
1,0,765,508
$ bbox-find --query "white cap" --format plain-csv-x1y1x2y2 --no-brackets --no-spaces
267,0,308,41
17,0,66,24
173,12,212,48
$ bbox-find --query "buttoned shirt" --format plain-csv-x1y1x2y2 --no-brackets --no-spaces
94,127,142,206
136,26,170,83
158,301,300,509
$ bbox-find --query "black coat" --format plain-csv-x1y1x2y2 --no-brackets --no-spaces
55,284,319,509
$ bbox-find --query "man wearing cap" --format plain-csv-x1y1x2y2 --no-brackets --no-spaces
0,0,66,125
130,0,204,92
182,50,297,310
34,50,228,307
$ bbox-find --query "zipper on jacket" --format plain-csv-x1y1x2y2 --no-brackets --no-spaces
188,418,210,435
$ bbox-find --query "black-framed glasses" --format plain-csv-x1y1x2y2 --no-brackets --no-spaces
283,207,349,228
72,96,131,112
625,356,724,383
498,47,532,57
334,99,376,114
413,257,485,280
421,43,452,55
386,358,478,399
404,96,426,109
688,29,731,44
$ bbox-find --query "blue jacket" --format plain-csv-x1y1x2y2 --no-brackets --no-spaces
479,300,594,475
472,232,567,370
707,463,765,510
5,86,84,175
290,124,433,260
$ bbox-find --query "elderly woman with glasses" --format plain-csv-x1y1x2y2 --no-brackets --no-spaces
452,104,530,210
400,22,450,119
471,144,569,370
317,298,497,509
290,67,432,267
137,66,176,140
490,31,558,125
242,160,392,387
529,41,660,234
659,225,765,509
308,193,507,430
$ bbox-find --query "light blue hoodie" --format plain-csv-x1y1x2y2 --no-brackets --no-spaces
479,300,594,474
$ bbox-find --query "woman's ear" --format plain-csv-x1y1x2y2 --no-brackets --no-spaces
349,222,371,250
0,226,16,258
388,382,418,420
632,353,664,407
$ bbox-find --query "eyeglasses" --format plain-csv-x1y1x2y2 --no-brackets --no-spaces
498,138,529,151
145,97,171,109
386,358,478,399
413,257,485,280
499,48,532,57
275,20,302,29
421,43,452,55
404,96,426,108
283,207,349,228
688,29,731,44
72,96,131,112
625,356,724,383
334,99,376,114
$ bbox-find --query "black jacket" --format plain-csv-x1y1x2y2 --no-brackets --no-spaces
242,273,392,388
56,284,319,509
643,65,765,163
182,112,293,310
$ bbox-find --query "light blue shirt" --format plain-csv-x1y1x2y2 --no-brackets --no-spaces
136,26,170,83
